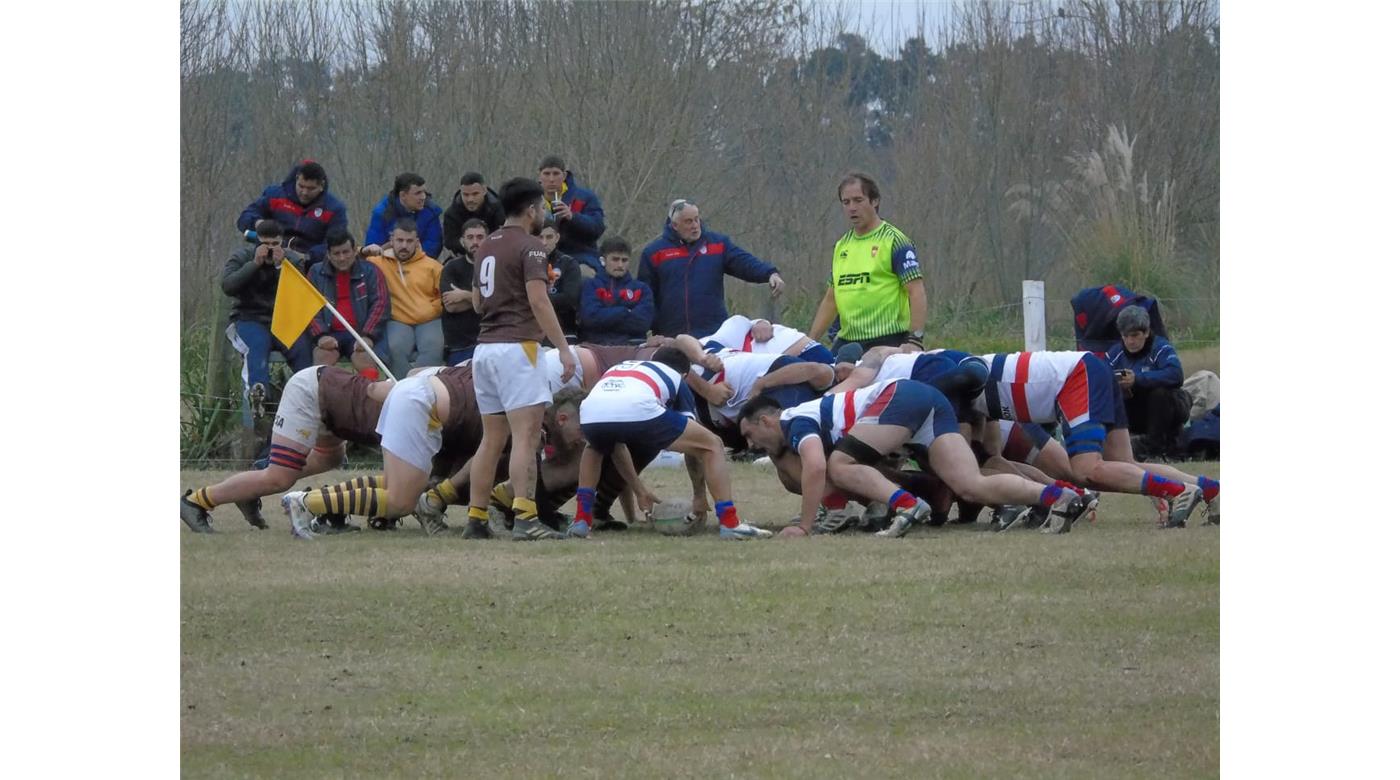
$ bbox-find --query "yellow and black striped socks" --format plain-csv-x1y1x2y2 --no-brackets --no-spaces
187,487,217,511
512,497,538,522
304,475,388,517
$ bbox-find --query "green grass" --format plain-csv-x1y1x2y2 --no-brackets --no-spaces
182,461,1219,778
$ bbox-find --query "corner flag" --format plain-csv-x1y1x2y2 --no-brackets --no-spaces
270,262,327,348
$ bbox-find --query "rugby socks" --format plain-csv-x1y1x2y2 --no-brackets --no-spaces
822,492,848,510
187,487,217,511
1038,485,1066,507
888,490,918,511
715,500,740,529
466,506,490,525
512,496,539,522
428,479,459,507
1140,473,1186,499
490,482,514,510
1054,480,1085,495
574,487,596,527
1196,476,1220,502
305,480,387,517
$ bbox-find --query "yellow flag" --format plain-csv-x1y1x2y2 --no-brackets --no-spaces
270,261,327,348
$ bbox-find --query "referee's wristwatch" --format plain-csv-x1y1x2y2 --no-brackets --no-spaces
904,330,925,346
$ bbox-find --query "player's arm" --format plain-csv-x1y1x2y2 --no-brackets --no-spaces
807,287,837,342
794,436,828,535
905,280,927,347
609,445,657,513
684,371,732,406
471,281,483,313
751,362,836,396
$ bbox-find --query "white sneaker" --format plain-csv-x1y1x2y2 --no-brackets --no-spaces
1163,485,1203,529
413,491,450,536
720,522,773,540
280,491,317,540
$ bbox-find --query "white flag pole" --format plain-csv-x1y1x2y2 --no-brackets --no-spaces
319,303,397,382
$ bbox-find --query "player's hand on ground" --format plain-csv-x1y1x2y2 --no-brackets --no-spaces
778,525,808,539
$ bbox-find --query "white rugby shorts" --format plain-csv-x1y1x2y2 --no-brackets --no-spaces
375,374,443,473
271,366,329,451
473,341,551,415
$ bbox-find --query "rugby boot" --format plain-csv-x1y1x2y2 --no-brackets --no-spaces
279,491,317,540
875,498,933,539
1041,491,1087,534
567,520,592,539
235,497,267,529
413,491,450,537
813,505,858,535
719,522,774,540
512,517,565,541
992,505,1032,533
1161,484,1204,529
462,519,494,540
180,491,214,534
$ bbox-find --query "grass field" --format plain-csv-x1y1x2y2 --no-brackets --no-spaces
181,460,1220,778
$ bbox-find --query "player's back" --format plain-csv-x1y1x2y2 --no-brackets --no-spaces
475,224,547,345
979,351,1090,422
581,360,689,423
698,350,785,421
780,378,902,447
316,366,384,446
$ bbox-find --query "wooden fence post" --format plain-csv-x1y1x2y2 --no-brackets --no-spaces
1022,280,1046,352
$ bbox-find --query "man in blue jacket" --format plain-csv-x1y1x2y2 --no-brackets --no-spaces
579,236,654,345
538,155,606,274
1107,305,1192,457
364,172,445,258
286,229,393,379
237,160,349,268
639,199,785,338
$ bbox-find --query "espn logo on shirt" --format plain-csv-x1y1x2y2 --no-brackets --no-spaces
837,272,871,286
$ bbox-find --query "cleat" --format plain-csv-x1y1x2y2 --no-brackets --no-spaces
413,491,450,537
180,491,215,534
859,502,891,533
1203,492,1219,526
512,517,565,541
593,516,629,532
462,519,494,540
280,491,317,540
992,505,1032,533
314,518,361,535
719,522,774,540
1023,504,1051,530
1079,491,1101,524
813,505,857,535
1042,491,1086,534
247,382,267,420
1161,485,1203,529
235,497,267,529
567,520,592,539
875,499,931,538
368,516,399,530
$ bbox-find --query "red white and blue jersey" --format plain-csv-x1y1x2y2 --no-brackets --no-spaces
974,351,1093,426
701,314,815,356
580,360,696,424
693,348,785,424
867,348,977,385
779,379,902,453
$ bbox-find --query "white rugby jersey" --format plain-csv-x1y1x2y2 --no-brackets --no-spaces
701,314,814,356
541,347,584,394
580,360,694,424
692,348,785,423
869,351,920,383
973,351,1089,424
778,378,902,451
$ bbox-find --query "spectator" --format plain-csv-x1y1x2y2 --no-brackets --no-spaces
237,160,348,268
365,173,446,258
440,218,488,364
1108,305,1192,458
222,221,314,413
442,171,505,255
540,223,582,342
806,172,927,354
288,228,392,380
578,236,653,345
366,218,445,378
538,155,606,273
638,199,784,338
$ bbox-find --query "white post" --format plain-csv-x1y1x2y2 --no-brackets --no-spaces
1022,280,1046,352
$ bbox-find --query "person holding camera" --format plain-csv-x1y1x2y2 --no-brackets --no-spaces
806,172,927,355
1107,305,1192,458
221,221,315,414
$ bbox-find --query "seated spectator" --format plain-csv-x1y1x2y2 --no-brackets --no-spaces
1107,305,1192,458
237,160,348,268
365,173,446,259
287,228,392,379
578,236,653,345
639,199,784,338
366,218,444,378
222,221,314,414
439,219,488,364
538,155,606,273
442,172,505,255
540,223,582,342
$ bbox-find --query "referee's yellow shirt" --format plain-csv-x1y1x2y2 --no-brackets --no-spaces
830,220,923,341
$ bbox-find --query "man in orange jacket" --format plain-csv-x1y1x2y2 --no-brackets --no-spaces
365,218,444,379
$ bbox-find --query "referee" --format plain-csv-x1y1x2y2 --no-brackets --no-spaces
806,172,927,354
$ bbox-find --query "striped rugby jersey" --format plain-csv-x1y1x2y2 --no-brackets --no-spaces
778,378,902,452
580,360,696,424
973,351,1090,425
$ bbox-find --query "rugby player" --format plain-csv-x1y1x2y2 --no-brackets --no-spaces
696,314,835,364
568,347,772,540
738,379,1087,539
179,365,391,535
